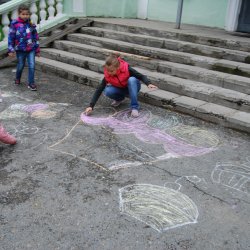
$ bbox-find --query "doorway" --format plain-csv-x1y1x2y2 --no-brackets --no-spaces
237,0,250,33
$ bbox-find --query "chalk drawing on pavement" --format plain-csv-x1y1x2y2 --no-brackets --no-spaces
168,125,220,148
48,119,108,172
119,183,199,233
211,157,250,195
0,108,28,119
147,113,183,129
81,109,219,170
0,102,68,120
9,122,48,151
31,110,57,119
165,176,208,191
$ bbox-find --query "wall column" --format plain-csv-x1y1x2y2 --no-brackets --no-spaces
64,0,86,17
137,0,148,19
225,0,242,31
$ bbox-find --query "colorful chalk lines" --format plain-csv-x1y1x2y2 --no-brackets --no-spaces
0,102,65,120
119,176,204,233
211,157,250,195
0,93,70,150
80,108,220,170
79,108,250,232
2,93,248,234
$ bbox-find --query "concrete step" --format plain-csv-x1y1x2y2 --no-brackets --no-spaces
41,48,250,112
36,56,250,133
92,20,250,53
80,27,250,64
67,33,250,78
53,40,250,94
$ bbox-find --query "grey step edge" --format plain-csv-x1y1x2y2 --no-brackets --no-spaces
52,40,250,94
80,27,250,64
92,21,250,53
41,48,250,112
66,33,250,78
36,56,250,133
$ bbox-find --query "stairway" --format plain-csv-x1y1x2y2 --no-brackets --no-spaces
36,19,250,133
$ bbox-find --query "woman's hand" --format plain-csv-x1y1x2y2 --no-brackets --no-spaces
84,107,93,116
148,84,158,90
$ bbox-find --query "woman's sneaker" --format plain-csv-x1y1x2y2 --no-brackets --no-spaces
28,84,37,91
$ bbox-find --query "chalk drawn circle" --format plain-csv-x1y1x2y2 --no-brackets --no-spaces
147,113,182,130
119,184,198,232
12,123,41,135
0,109,28,119
168,125,220,148
113,109,151,124
31,110,56,119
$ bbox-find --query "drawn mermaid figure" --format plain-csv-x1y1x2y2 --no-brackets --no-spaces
81,109,218,157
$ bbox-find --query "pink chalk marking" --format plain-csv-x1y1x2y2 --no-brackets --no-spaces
81,109,216,157
23,104,49,113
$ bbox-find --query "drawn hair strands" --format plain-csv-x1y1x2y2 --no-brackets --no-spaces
119,184,199,233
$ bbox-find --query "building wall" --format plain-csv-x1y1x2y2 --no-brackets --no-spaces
64,0,229,28
86,0,137,18
147,0,229,28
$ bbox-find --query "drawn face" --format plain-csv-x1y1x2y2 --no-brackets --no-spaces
19,10,30,21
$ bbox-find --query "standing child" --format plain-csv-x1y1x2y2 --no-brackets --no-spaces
85,54,158,117
8,4,40,91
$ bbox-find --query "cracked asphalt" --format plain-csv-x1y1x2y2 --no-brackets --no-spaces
0,67,250,250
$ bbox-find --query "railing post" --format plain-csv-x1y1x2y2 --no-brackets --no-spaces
11,8,18,20
30,0,38,25
0,0,67,43
2,13,10,42
175,0,184,29
39,0,47,25
56,0,63,17
48,0,56,20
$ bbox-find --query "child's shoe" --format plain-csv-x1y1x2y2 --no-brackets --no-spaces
28,84,37,91
111,99,124,107
14,79,21,85
0,126,17,145
131,109,139,118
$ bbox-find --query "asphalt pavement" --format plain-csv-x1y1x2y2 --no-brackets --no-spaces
0,67,249,250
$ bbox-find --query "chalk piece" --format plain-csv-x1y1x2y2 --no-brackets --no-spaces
12,69,16,73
